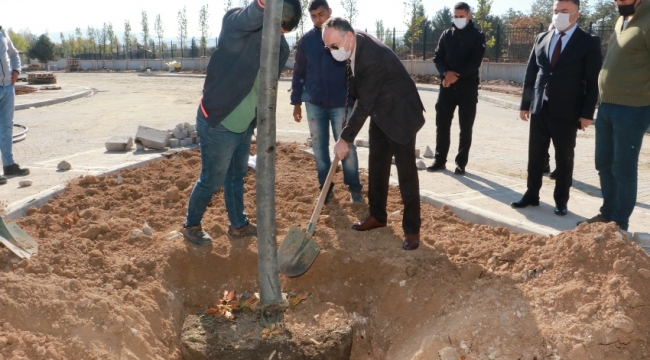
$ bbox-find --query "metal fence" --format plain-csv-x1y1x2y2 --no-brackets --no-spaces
373,24,615,63
66,24,615,64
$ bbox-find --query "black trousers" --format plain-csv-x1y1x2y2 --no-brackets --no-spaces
526,102,578,205
368,120,421,235
434,85,478,168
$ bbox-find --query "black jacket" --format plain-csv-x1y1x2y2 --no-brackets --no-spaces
520,27,602,122
341,31,425,145
200,1,290,128
433,20,486,89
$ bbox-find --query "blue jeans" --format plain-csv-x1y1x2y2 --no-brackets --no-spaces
185,115,253,229
0,84,15,167
305,103,362,191
595,103,650,231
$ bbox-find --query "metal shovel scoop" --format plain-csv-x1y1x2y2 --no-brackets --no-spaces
0,218,39,259
278,156,339,277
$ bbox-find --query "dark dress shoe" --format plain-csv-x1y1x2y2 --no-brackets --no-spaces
510,197,540,208
3,163,29,176
403,234,420,250
426,161,446,172
351,215,387,231
454,166,465,175
0,176,6,185
554,204,568,216
549,170,556,180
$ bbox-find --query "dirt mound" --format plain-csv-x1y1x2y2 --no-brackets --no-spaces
0,143,648,359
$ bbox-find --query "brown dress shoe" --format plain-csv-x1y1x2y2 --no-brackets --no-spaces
351,215,387,231
403,234,420,250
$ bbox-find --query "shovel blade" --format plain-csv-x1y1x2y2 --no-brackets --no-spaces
278,226,320,277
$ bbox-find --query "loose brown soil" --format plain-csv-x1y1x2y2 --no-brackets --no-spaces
14,86,37,96
0,143,649,359
481,79,523,97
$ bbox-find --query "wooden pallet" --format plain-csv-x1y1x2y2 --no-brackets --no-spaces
27,72,57,85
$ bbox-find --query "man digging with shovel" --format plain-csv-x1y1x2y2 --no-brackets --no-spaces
181,0,302,246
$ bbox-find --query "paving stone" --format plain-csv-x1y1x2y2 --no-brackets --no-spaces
135,125,169,150
105,136,134,152
424,145,434,158
170,138,179,148
172,128,186,140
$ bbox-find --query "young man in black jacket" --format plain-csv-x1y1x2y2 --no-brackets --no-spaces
427,2,486,175
181,0,301,246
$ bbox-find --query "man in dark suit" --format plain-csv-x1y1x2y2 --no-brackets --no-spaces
322,17,426,250
512,0,602,216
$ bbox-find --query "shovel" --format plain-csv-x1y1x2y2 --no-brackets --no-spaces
0,218,39,259
278,156,340,277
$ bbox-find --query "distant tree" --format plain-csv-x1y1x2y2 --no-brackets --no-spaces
431,6,453,30
27,34,57,67
178,6,188,57
98,23,109,58
297,0,310,38
475,0,496,47
87,26,97,53
588,0,618,27
154,14,165,53
124,20,132,53
404,0,425,56
8,29,31,51
340,0,359,26
225,0,233,13
198,4,210,55
530,0,553,26
375,20,386,42
141,11,150,57
385,27,394,49
107,23,115,57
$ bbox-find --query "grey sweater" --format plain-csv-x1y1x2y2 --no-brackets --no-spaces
200,0,290,128
0,27,21,87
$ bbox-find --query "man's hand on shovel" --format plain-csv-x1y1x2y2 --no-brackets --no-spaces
334,138,349,160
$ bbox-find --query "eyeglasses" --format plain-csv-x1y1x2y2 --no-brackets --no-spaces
324,43,340,51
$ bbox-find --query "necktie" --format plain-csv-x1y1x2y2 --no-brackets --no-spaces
343,59,352,128
550,32,565,68
546,32,566,97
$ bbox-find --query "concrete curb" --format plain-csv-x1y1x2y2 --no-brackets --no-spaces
3,146,197,220
15,87,94,111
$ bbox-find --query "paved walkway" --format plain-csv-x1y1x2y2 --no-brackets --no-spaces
3,73,649,246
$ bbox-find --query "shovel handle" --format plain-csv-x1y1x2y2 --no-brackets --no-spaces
306,155,339,238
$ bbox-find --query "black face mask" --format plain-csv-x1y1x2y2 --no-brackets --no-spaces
618,2,637,16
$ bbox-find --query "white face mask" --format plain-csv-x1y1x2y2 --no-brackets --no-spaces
552,12,575,31
453,18,468,29
330,35,351,62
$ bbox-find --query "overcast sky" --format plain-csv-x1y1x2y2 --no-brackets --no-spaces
2,0,534,41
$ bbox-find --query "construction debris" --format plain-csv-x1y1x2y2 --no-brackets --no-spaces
18,180,33,187
416,160,427,170
423,145,434,158
27,72,57,85
105,136,134,152
135,126,170,150
167,122,198,148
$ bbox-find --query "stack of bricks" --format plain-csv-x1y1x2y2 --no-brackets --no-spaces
168,122,200,148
